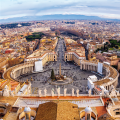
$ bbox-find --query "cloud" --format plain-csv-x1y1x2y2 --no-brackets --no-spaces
0,0,120,20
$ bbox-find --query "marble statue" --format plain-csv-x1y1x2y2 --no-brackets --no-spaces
72,88,74,96
88,89,91,96
44,88,47,97
51,88,54,97
57,87,60,97
38,89,42,97
3,85,9,97
64,88,67,97
76,89,79,97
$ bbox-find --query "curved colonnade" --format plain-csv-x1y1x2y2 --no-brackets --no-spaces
3,62,34,81
80,60,119,90
3,60,119,92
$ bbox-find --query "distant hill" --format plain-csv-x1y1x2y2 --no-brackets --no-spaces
0,14,120,24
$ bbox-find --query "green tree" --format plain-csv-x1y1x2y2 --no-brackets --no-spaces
25,32,44,41
101,47,104,51
104,44,105,50
115,45,118,49
51,69,55,81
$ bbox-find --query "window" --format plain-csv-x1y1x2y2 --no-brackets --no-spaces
116,112,120,115
26,114,29,119
87,114,90,120
113,109,120,111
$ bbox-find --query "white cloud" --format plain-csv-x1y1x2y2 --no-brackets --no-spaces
0,14,27,20
0,0,120,20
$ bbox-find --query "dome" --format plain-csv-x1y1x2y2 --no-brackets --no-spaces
24,107,31,112
85,106,92,112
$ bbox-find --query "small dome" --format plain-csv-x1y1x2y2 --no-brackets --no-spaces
85,106,92,112
24,107,31,112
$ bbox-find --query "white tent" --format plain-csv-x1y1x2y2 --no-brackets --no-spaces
97,62,103,74
34,60,43,72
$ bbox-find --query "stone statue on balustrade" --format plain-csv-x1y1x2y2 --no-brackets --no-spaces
27,82,31,95
51,88,54,97
76,89,79,97
44,88,47,97
102,89,104,96
88,89,91,96
3,85,10,97
14,88,18,95
72,88,74,96
64,88,67,97
117,91,119,96
10,91,14,97
38,89,42,97
109,88,117,97
57,87,60,97
110,85,114,91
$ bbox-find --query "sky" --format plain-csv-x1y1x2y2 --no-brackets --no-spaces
0,0,120,20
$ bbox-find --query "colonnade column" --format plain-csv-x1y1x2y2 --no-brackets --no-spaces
80,64,82,70
88,65,89,71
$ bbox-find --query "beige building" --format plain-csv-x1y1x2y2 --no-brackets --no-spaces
64,38,86,65
25,51,57,66
64,52,86,65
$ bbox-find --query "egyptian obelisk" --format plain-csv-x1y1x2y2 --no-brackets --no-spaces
59,63,61,76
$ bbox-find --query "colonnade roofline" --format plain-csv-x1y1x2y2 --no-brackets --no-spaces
65,52,86,61
80,60,119,90
25,52,57,59
3,62,34,81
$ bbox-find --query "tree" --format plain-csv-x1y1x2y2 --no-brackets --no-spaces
115,45,118,49
51,69,55,81
101,47,104,51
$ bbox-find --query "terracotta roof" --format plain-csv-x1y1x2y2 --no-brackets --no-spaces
94,79,110,86
35,102,57,120
0,57,7,63
57,101,79,120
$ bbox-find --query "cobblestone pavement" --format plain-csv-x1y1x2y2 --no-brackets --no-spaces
19,38,102,94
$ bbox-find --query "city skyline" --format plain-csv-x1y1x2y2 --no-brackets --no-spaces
0,0,120,22
0,13,120,119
